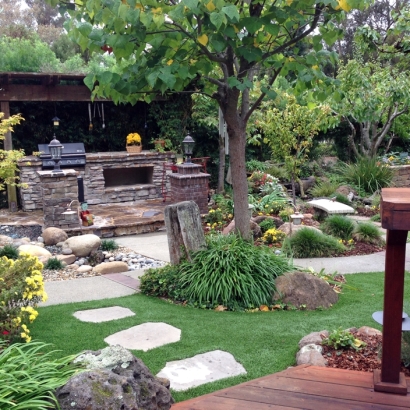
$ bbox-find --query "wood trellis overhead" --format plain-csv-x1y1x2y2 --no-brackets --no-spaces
0,72,106,102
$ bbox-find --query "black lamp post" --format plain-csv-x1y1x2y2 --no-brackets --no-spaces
182,133,195,163
48,117,63,173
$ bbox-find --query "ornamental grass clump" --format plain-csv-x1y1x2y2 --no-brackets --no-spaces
0,254,47,344
353,222,384,245
178,234,292,309
0,244,19,260
0,340,83,409
337,156,394,195
101,239,119,251
282,227,346,258
321,215,355,241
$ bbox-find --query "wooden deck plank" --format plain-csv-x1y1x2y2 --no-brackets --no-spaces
171,395,296,410
218,385,405,410
275,365,375,388
171,365,410,410
252,375,410,408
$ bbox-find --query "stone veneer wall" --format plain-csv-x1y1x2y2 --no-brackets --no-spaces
18,151,175,211
38,169,80,229
391,165,410,188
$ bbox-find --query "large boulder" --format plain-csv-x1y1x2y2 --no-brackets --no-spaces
18,244,52,258
56,345,174,410
278,223,321,237
274,271,338,310
42,227,68,246
93,261,129,274
61,234,101,257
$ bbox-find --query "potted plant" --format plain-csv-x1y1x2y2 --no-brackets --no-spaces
126,133,142,153
151,138,173,153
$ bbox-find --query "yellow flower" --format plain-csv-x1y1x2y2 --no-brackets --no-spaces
126,133,141,146
29,314,36,322
25,336,31,343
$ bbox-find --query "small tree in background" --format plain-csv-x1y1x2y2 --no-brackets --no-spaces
0,113,25,191
253,92,332,203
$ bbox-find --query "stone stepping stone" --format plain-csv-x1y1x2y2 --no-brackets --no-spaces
73,306,135,323
104,322,181,351
156,350,247,391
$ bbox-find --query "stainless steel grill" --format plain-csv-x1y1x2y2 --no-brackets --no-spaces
38,143,86,168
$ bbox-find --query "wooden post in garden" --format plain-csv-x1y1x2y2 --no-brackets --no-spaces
373,188,410,395
164,201,206,265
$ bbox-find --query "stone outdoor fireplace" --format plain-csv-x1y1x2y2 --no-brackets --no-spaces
18,151,175,211
103,166,154,187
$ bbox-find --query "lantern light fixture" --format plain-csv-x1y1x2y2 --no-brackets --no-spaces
52,116,60,127
182,133,195,163
48,136,63,173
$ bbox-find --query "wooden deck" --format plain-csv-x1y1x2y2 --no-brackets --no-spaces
171,364,410,410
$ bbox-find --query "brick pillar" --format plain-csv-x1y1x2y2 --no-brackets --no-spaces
37,169,80,229
169,163,210,214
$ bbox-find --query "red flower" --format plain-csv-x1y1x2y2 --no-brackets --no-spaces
2,330,9,335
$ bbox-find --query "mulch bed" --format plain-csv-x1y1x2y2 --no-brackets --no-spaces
322,332,410,377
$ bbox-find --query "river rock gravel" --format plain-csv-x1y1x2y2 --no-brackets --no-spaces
0,224,166,282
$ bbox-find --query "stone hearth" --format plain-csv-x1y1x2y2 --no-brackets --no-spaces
18,151,175,211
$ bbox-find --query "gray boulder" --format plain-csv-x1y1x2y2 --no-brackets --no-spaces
298,330,329,349
56,345,174,410
274,271,338,310
42,227,68,246
296,344,327,367
61,234,101,257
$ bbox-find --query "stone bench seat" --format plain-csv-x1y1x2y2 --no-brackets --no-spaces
308,199,355,216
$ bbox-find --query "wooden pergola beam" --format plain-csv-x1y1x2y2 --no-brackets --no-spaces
0,85,106,102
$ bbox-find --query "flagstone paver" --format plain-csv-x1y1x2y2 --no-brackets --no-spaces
156,350,247,391
73,306,135,323
104,322,181,351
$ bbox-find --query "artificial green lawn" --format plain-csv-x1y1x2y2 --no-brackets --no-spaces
30,271,410,403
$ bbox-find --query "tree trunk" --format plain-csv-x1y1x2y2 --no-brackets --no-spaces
228,127,251,240
217,134,225,194
164,201,206,265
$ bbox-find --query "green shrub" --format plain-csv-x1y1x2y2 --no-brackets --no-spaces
44,257,64,270
321,215,355,241
0,341,83,409
265,164,289,181
322,327,366,351
101,239,119,251
259,218,277,233
353,222,384,245
255,193,290,214
0,244,19,260
179,234,292,309
246,159,267,173
331,193,351,206
309,180,340,197
370,214,381,222
402,331,410,368
140,264,186,301
282,227,346,258
278,207,293,222
337,156,394,195
0,254,47,344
